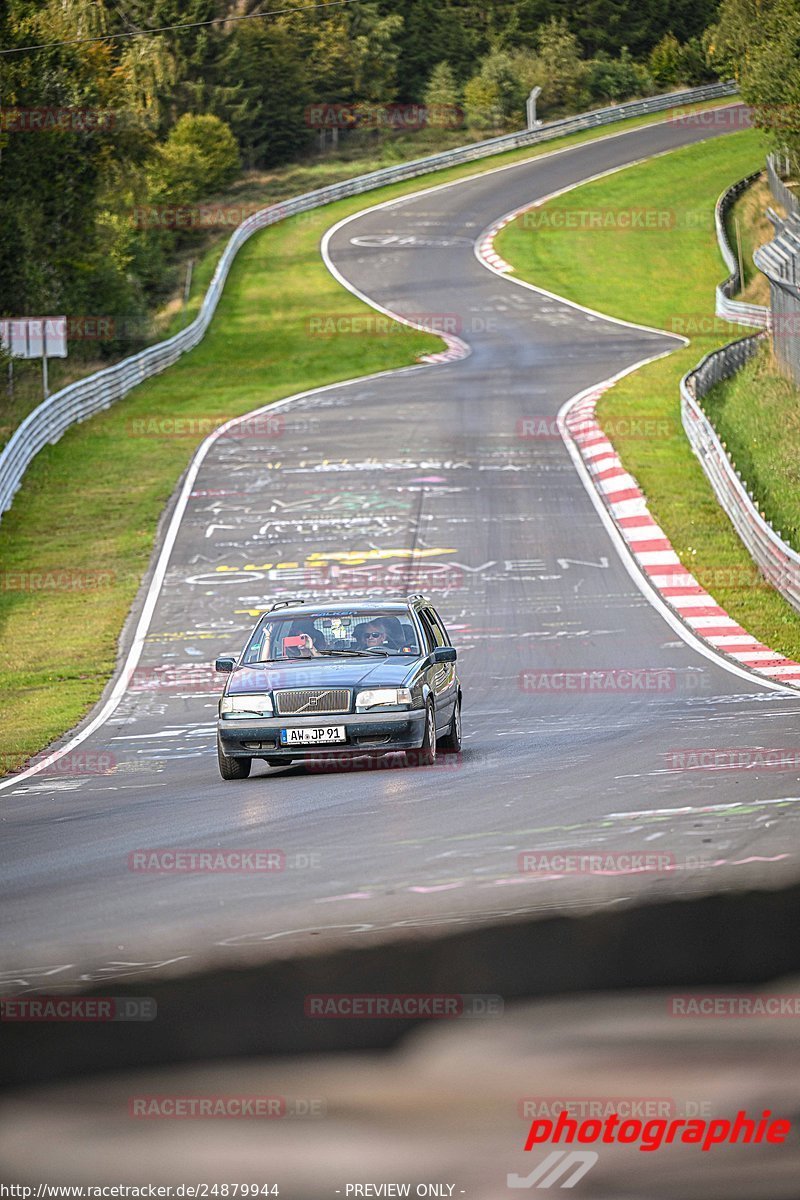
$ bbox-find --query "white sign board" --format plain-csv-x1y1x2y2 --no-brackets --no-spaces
0,317,68,359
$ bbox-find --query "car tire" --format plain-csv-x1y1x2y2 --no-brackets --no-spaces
410,701,437,767
439,694,462,753
217,738,251,780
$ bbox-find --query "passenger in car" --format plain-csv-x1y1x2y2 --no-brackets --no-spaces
284,620,324,657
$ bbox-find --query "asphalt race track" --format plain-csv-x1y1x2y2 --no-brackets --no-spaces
3,106,800,993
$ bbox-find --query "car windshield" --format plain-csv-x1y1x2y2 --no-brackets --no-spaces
241,610,421,663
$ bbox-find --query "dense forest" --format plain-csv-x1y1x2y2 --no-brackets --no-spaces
0,0,740,356
711,0,800,165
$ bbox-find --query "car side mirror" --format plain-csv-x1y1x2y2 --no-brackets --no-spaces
433,646,457,663
215,656,237,674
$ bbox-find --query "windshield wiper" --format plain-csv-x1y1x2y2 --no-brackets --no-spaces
316,648,388,657
245,649,390,662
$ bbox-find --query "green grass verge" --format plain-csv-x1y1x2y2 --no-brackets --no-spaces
496,128,800,661
0,97,743,773
703,345,800,551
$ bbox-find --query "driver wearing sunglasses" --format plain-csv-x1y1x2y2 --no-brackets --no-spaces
362,622,390,645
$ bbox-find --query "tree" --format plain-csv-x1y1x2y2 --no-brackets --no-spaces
152,115,240,203
216,20,312,169
112,0,219,132
648,33,685,88
0,0,150,341
710,0,800,164
378,0,480,100
709,0,781,81
423,62,462,128
348,3,404,103
464,74,501,130
486,0,720,60
679,36,715,85
586,48,654,104
464,49,527,130
529,18,590,115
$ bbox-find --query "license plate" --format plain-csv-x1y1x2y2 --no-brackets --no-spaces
280,726,346,745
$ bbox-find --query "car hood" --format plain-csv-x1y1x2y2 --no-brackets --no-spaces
226,657,415,695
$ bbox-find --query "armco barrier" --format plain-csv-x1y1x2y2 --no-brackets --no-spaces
714,171,769,328
0,82,737,521
766,151,799,217
755,155,800,384
681,335,800,615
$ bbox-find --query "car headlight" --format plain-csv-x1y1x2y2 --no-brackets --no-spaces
356,687,412,711
220,692,273,718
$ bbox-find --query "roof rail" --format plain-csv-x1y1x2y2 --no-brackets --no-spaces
267,598,307,612
368,594,429,603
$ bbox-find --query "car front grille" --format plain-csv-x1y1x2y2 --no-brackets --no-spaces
274,688,351,716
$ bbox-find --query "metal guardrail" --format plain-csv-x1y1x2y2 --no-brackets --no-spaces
681,335,800,615
714,171,770,328
0,81,737,520
766,151,799,216
755,154,800,383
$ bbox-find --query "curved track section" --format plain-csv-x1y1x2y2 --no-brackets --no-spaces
3,110,800,991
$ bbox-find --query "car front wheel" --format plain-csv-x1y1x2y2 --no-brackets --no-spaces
217,737,252,780
439,694,461,752
410,701,437,767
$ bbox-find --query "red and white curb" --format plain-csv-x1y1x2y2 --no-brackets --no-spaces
419,333,470,364
477,211,522,274
564,383,800,689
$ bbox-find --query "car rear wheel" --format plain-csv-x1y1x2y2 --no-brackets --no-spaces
217,737,251,780
439,694,461,753
410,701,437,767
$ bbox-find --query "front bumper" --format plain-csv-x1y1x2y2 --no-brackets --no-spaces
217,708,426,759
